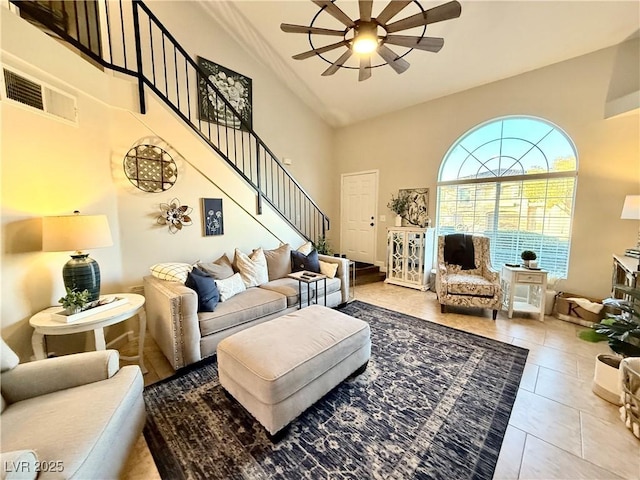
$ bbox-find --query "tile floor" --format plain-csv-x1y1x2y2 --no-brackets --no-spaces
121,281,640,480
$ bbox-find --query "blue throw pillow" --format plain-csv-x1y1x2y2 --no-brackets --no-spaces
291,249,321,273
185,267,219,312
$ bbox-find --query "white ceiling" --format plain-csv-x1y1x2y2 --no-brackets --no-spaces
202,1,640,127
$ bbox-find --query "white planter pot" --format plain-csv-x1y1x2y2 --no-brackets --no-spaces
592,353,622,405
395,215,403,227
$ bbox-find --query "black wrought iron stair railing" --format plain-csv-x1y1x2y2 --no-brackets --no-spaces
9,0,329,242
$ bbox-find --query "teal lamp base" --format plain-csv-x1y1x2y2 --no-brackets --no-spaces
63,254,101,303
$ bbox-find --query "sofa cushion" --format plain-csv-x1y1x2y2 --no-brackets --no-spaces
185,268,219,312
235,248,268,287
216,273,246,302
291,249,320,274
150,262,193,283
297,241,313,255
446,273,496,297
197,254,234,280
260,277,341,307
198,288,287,336
262,244,291,281
319,260,339,279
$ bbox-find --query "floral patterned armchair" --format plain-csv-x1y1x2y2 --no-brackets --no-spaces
436,234,502,320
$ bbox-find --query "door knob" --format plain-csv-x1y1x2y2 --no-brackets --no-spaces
370,222,375,227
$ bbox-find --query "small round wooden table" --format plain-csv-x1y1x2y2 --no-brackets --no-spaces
29,293,147,372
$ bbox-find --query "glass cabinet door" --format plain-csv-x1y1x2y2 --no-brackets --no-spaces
388,231,405,280
405,232,424,283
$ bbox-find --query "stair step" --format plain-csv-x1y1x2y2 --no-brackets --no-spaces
354,272,386,286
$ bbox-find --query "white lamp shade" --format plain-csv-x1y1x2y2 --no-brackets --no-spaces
42,214,113,252
621,195,640,220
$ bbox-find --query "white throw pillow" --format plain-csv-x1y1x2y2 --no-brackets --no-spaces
319,260,339,279
297,241,314,255
234,248,269,287
216,273,246,302
150,263,193,283
0,450,39,479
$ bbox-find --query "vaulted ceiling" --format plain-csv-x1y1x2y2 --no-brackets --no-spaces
201,1,640,127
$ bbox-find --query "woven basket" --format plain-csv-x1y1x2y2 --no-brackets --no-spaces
620,357,640,439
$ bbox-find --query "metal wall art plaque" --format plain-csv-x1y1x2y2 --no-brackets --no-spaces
124,144,177,193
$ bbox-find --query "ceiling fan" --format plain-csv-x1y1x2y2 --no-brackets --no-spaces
281,0,462,81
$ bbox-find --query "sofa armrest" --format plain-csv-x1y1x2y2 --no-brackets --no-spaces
1,350,119,404
318,254,350,304
144,275,201,370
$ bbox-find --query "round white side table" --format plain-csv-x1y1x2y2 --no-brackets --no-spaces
29,293,147,373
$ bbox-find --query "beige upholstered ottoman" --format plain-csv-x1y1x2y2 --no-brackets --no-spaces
217,305,371,437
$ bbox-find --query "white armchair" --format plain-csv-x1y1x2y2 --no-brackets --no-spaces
436,234,502,320
1,338,145,479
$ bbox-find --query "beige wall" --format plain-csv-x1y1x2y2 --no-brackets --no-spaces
0,2,335,360
334,42,639,299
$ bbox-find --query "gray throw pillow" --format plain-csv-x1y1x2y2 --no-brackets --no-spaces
198,254,234,280
260,244,292,281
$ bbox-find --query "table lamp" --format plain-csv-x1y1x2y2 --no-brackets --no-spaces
620,195,640,269
42,211,113,303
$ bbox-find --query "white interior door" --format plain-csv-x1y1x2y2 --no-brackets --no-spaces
341,171,378,264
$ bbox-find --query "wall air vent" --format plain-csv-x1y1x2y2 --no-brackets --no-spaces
2,67,77,124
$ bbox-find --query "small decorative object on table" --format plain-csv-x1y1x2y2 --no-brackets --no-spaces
520,250,537,268
387,192,409,227
59,287,90,315
52,292,128,323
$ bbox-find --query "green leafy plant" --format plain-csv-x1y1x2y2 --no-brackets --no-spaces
59,287,90,313
578,285,640,357
520,250,537,261
387,192,409,216
313,235,332,255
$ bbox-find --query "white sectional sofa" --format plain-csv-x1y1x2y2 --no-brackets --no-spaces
143,244,350,370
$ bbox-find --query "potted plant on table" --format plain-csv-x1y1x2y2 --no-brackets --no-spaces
520,250,537,268
59,287,91,315
387,192,409,227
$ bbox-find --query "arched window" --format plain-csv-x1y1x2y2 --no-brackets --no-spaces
436,116,577,278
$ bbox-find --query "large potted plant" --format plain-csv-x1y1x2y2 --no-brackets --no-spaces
579,284,640,404
387,193,409,227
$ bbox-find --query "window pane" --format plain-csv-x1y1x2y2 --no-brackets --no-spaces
437,116,577,278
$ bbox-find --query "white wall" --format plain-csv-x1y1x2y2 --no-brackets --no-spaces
333,41,639,299
0,2,335,360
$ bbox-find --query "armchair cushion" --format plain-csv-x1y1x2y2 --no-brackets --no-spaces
1,339,19,373
445,273,497,297
1,350,119,404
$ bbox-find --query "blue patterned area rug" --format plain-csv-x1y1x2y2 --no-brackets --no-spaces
143,300,528,480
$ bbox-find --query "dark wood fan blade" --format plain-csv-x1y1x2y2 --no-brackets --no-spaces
293,40,349,60
376,0,412,25
281,23,345,36
312,0,355,27
385,0,461,33
359,56,372,81
322,49,354,76
359,0,373,21
377,44,410,74
384,34,444,52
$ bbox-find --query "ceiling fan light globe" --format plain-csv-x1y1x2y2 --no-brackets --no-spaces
353,36,378,54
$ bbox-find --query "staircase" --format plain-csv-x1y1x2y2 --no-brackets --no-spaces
10,0,329,243
352,262,386,286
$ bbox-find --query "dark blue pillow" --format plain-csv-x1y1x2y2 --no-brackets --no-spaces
185,267,219,312
291,249,321,273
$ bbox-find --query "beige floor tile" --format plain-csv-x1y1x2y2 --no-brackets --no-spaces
493,425,526,479
509,389,582,456
543,329,612,360
580,411,640,480
534,366,622,425
519,363,539,392
519,434,624,479
578,354,599,381
121,434,161,480
512,338,578,376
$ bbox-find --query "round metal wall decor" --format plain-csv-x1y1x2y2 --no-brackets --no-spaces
123,144,177,193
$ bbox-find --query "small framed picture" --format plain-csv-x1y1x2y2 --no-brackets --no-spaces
202,198,224,236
